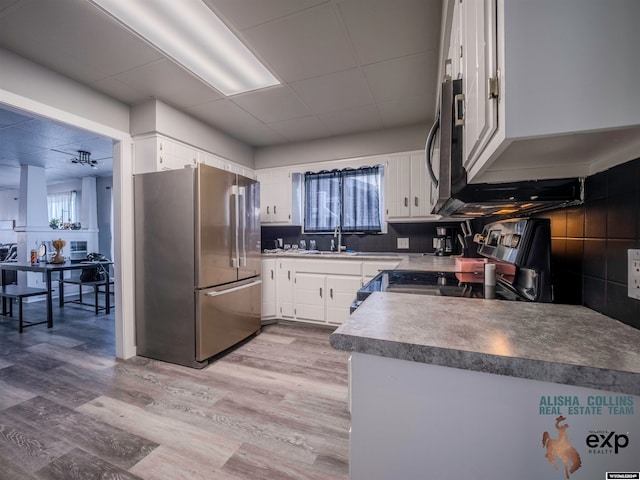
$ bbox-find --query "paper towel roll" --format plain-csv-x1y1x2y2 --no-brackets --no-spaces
484,263,496,299
484,263,496,286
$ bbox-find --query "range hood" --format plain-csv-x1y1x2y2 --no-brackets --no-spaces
427,78,583,218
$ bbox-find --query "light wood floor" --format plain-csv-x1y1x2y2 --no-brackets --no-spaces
0,299,350,479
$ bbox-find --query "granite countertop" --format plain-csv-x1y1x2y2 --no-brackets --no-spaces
331,292,640,395
261,251,461,271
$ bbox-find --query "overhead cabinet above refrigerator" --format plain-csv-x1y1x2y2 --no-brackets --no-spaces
134,164,261,368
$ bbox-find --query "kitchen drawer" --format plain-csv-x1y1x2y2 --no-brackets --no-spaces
295,259,362,276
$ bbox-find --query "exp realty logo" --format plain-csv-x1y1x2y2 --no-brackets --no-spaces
541,416,632,479
586,430,630,455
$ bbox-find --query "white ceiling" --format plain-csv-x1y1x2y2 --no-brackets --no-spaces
0,0,442,189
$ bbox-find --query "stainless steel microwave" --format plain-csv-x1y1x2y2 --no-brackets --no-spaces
426,78,582,218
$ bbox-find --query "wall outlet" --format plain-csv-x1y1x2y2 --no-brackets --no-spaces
629,249,640,300
397,238,409,249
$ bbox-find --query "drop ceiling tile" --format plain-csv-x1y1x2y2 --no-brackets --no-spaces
290,68,373,115
231,86,311,124
0,108,32,128
185,99,286,146
338,0,441,65
90,77,149,105
0,128,51,155
268,115,331,143
317,104,383,136
0,0,163,83
16,120,103,147
207,0,328,30
0,0,18,11
112,60,223,109
363,52,437,103
378,95,434,128
243,4,356,82
234,125,289,147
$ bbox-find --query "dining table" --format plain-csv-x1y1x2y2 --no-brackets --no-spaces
0,260,108,328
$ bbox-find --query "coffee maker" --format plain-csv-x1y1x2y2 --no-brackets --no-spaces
432,227,454,256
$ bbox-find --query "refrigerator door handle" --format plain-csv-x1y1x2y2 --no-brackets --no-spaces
230,185,239,268
206,279,262,297
238,185,247,267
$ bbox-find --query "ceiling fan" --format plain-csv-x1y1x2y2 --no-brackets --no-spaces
52,149,108,169
68,150,98,168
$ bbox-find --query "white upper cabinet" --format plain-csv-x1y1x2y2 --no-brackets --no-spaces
448,0,463,80
386,152,440,221
447,0,640,183
255,168,302,226
133,135,254,178
460,0,498,173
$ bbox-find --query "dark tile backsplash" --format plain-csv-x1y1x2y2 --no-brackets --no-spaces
536,156,640,330
261,222,465,255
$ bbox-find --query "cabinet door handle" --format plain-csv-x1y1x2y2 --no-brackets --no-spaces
274,205,277,214
319,287,323,298
270,269,274,280
454,93,465,126
414,197,418,207
404,197,408,207
288,270,291,281
330,288,333,299
266,206,270,214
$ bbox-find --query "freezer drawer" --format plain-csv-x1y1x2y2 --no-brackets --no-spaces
196,278,261,361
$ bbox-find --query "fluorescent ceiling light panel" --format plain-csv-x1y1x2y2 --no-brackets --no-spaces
90,0,279,95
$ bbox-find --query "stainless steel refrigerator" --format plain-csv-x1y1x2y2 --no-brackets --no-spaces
134,164,261,368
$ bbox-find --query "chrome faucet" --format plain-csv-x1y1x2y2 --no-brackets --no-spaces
333,226,343,252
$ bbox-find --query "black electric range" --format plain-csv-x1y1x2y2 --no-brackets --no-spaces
351,217,553,313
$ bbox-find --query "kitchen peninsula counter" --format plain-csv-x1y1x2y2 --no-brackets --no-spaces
334,293,640,479
331,292,640,395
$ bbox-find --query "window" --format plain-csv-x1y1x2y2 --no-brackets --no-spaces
304,166,382,233
47,191,78,224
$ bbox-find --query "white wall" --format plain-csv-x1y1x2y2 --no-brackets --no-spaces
96,176,113,259
0,189,18,244
0,48,129,132
254,123,430,169
130,99,254,168
0,189,19,221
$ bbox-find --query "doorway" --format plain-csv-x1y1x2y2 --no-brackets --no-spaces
0,98,134,359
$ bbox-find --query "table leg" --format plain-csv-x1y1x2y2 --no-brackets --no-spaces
59,271,65,308
46,271,53,328
105,278,110,314
1,270,6,315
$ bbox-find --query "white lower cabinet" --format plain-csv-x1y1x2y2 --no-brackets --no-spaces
276,259,295,319
294,272,362,325
326,275,364,324
294,273,326,322
261,258,276,320
263,256,400,326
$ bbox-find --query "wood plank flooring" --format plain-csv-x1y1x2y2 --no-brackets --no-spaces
0,300,350,479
